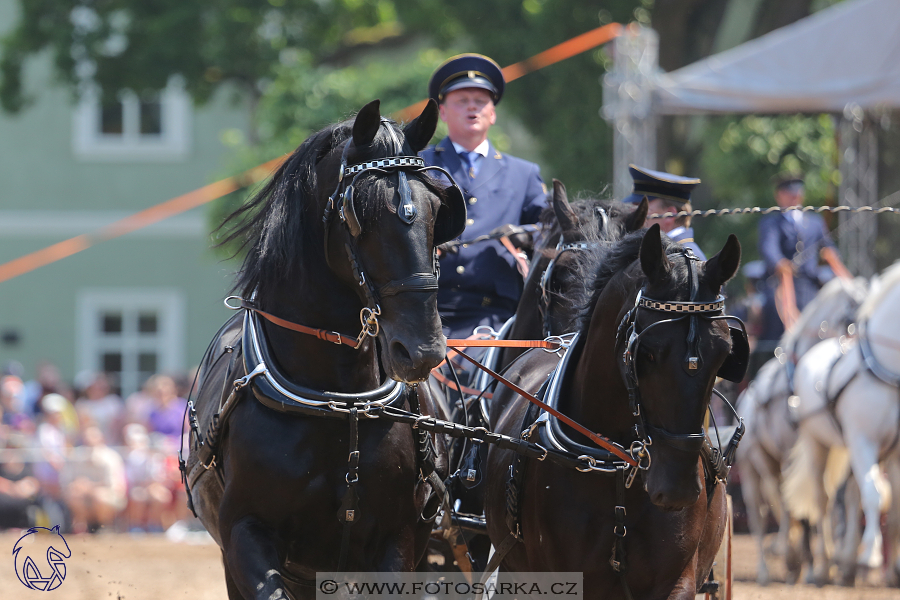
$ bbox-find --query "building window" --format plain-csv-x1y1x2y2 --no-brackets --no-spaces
77,289,185,397
72,78,191,162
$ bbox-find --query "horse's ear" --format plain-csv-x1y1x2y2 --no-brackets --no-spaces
704,234,741,290
625,197,648,232
51,524,60,534
352,99,382,147
552,179,577,234
403,99,438,153
640,224,670,282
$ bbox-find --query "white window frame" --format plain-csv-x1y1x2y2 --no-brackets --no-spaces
76,288,186,396
72,77,191,162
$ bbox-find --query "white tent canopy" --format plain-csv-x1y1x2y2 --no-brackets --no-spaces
655,0,900,115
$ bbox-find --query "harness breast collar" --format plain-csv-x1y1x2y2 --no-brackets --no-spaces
858,321,900,387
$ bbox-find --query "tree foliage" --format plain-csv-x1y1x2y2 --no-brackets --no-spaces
694,114,840,265
4,0,841,266
0,0,428,110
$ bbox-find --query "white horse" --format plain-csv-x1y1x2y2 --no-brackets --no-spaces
737,275,868,584
785,261,900,586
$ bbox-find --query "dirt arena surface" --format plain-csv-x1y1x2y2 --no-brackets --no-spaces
0,531,897,599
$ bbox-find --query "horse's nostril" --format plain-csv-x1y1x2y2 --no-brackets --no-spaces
391,340,413,366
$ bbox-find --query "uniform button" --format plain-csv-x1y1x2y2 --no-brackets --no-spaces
466,218,475,226
456,266,465,274
468,197,477,205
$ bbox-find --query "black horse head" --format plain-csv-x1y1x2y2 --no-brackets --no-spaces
508,181,647,352
621,225,741,509
219,99,458,383
536,181,647,337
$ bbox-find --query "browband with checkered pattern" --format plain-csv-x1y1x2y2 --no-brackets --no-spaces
342,156,426,179
638,294,725,313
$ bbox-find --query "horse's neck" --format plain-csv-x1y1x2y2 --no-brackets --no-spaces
565,302,633,442
262,276,382,393
784,288,847,356
864,281,900,370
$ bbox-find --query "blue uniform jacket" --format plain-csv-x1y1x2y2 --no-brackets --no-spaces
420,137,547,313
757,211,836,340
758,212,835,286
667,227,706,261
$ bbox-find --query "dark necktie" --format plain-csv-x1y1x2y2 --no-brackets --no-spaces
460,151,479,179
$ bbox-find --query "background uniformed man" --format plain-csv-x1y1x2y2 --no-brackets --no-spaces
623,164,706,260
757,173,851,343
420,54,548,340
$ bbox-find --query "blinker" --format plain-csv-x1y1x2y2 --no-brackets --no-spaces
340,185,362,237
396,171,417,225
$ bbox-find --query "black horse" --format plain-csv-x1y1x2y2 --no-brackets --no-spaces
499,180,648,369
436,182,647,572
483,225,744,598
183,100,466,599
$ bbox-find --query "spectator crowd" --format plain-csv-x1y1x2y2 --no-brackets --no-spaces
0,361,192,535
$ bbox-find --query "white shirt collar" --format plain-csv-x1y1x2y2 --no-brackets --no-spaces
451,139,490,158
668,226,687,238
784,209,803,224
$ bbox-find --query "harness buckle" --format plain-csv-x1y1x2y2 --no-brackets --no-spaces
473,325,500,339
224,296,244,310
576,455,597,472
202,456,217,471
329,332,343,345
234,362,268,390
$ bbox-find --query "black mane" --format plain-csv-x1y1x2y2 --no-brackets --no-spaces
216,118,408,298
577,228,681,330
538,195,636,251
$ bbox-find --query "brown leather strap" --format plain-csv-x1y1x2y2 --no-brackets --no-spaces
445,338,562,349
240,301,361,347
499,235,530,279
450,348,637,466
431,368,493,399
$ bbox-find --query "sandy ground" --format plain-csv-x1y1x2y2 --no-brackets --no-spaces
0,531,896,599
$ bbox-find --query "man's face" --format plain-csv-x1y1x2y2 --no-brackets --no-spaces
439,88,496,141
646,198,677,233
775,184,804,209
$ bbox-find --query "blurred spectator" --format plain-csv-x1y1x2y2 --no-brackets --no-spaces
0,419,44,529
1,375,35,434
23,361,67,417
147,375,187,446
124,375,158,429
61,426,126,534
74,372,124,446
34,394,69,500
122,423,171,533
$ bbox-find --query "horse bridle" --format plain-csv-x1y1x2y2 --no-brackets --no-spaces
320,118,465,346
616,247,748,484
538,207,609,337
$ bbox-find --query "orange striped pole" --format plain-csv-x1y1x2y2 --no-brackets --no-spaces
0,24,622,283
0,156,285,283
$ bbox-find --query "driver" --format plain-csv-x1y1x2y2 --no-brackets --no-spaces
420,53,548,340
